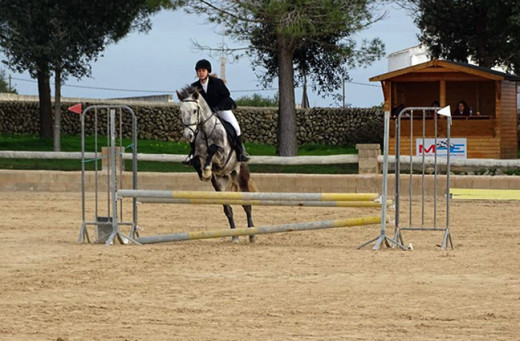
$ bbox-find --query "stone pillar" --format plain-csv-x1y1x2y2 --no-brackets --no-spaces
356,144,381,174
101,146,125,172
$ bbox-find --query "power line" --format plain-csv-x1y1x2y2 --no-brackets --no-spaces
11,76,276,93
11,77,169,93
348,81,380,88
10,76,380,94
232,87,278,93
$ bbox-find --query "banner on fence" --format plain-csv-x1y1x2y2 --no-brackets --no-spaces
416,138,467,158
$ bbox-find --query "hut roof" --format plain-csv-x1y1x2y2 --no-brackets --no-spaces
370,59,520,82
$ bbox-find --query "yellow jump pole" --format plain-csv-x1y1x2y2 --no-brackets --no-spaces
136,215,382,244
118,189,379,202
137,197,391,207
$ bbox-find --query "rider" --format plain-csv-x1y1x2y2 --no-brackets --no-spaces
183,59,250,164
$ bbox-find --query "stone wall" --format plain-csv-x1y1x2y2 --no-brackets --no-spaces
0,100,385,145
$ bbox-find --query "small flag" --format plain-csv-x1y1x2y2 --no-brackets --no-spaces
437,105,451,117
68,103,82,114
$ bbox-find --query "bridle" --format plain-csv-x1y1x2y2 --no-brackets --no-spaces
181,98,218,140
181,96,233,169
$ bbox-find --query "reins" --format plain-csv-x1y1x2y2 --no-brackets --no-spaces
181,98,219,141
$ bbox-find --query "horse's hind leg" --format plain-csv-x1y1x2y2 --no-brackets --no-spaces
223,204,238,243
211,175,239,243
238,164,256,243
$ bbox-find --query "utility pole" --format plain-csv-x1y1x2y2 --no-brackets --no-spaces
220,52,226,83
219,30,226,83
342,78,346,108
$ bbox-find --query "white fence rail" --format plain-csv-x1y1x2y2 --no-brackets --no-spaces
0,151,94,160
379,155,520,169
1,150,520,169
0,151,358,165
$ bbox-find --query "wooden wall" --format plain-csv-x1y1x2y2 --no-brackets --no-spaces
392,81,439,107
391,80,497,116
446,81,495,115
499,80,518,158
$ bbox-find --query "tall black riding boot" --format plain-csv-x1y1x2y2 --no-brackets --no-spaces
182,141,196,166
235,135,250,162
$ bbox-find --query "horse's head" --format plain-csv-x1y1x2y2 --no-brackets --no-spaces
176,86,202,142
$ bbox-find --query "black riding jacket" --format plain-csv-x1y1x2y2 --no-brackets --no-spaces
191,76,237,112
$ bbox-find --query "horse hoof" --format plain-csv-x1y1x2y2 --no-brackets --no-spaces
249,235,256,243
231,236,239,243
203,168,212,180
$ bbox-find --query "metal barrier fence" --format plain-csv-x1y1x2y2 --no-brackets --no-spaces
78,105,139,245
392,107,454,250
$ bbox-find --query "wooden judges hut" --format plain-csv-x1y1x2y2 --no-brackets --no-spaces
370,59,520,159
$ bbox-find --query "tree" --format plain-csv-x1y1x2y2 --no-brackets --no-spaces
0,70,17,94
401,0,520,72
0,0,167,143
175,0,385,155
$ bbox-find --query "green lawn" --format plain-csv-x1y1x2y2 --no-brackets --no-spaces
0,135,359,173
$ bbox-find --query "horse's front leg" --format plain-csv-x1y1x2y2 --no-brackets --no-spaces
190,156,204,181
211,175,239,243
202,144,220,181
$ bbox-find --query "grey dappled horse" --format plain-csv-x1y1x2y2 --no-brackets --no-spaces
176,86,257,243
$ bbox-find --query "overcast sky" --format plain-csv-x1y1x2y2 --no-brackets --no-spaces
2,4,419,108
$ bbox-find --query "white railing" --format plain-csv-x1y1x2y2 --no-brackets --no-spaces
378,155,520,169
0,150,358,165
1,150,520,169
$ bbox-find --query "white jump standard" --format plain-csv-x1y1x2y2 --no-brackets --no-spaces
393,106,454,249
79,105,139,245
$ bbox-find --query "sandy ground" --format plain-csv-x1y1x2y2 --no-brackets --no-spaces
0,191,519,341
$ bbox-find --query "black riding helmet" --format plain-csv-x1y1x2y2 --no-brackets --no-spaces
195,59,212,73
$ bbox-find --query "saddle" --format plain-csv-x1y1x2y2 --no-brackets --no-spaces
217,116,239,148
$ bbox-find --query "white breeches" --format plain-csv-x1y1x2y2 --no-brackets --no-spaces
217,110,241,136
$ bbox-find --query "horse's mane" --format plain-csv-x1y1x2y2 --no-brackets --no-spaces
178,85,199,100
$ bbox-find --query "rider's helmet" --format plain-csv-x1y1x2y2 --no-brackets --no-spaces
195,59,212,73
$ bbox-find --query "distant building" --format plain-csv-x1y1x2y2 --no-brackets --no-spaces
387,45,429,72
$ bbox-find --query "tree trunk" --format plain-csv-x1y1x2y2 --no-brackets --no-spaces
475,8,493,68
53,68,62,151
301,71,309,109
276,35,297,156
37,69,53,139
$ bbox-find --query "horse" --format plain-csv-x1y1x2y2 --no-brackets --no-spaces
176,85,257,243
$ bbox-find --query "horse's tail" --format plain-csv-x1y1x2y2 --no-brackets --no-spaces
247,178,258,193
226,181,238,192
